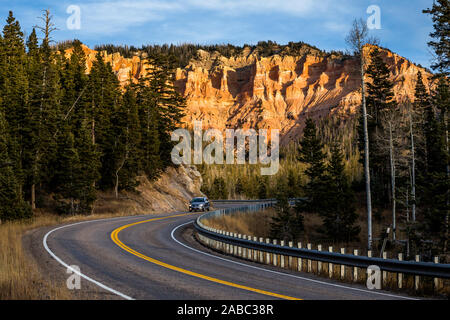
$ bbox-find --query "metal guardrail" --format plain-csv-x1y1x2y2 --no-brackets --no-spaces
211,198,305,203
194,201,450,279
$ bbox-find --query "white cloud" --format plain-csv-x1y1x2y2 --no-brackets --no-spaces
73,0,354,35
76,0,185,34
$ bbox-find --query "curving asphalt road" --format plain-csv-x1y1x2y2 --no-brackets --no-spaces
41,202,419,300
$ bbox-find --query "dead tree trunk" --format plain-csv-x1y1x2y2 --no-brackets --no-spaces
388,121,396,241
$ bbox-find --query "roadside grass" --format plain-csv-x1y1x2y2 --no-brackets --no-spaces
0,210,144,300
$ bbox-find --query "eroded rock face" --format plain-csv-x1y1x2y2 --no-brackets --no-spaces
73,44,433,144
173,46,433,143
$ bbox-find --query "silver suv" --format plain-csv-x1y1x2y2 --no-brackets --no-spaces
189,197,210,212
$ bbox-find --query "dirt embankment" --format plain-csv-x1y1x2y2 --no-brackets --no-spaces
93,165,205,215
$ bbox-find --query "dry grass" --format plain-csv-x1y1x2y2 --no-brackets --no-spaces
204,209,275,238
0,210,145,300
203,206,418,254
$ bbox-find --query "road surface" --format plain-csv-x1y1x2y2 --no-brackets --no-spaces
40,202,418,300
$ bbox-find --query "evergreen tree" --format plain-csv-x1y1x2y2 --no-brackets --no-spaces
136,71,162,179
419,77,449,251
60,39,88,132
74,120,100,213
297,118,328,212
52,126,79,214
319,144,360,243
256,176,268,199
139,53,185,169
26,11,61,209
365,47,395,210
209,177,227,199
423,0,450,74
110,85,141,197
0,11,29,194
86,52,121,189
270,178,304,242
0,111,31,221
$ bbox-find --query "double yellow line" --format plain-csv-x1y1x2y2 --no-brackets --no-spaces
110,213,301,300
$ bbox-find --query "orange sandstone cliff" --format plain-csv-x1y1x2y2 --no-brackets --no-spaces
73,44,433,144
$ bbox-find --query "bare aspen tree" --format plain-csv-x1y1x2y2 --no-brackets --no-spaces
388,121,396,240
375,109,403,241
346,19,378,249
408,105,417,222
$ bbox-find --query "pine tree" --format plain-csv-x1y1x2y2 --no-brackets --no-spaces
111,85,141,197
0,111,31,221
365,47,395,210
419,76,449,251
52,126,79,214
297,118,328,212
319,144,360,243
139,53,185,169
74,120,100,213
270,178,304,242
60,39,88,133
26,11,61,209
256,176,268,199
423,0,450,74
210,177,227,199
86,52,121,189
0,11,29,195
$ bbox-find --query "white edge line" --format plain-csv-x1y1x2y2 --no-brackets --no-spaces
43,217,135,300
170,221,419,301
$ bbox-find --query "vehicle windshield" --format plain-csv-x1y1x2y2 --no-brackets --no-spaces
191,198,205,203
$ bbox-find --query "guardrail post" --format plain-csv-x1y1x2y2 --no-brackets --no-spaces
280,241,285,268
382,252,388,288
266,239,271,264
415,255,420,291
340,248,345,280
253,237,258,261
237,234,242,257
328,246,333,278
233,233,238,256
318,245,322,274
434,256,441,291
398,253,403,289
307,243,312,273
297,242,303,271
248,235,253,258
259,238,264,263
288,241,293,269
353,249,359,282
242,235,247,258
273,240,278,266
225,232,230,253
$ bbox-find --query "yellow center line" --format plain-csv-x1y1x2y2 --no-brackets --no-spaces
110,212,302,300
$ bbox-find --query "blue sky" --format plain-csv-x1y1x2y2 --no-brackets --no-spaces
0,0,435,68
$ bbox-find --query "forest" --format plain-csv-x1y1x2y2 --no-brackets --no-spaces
0,10,185,218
